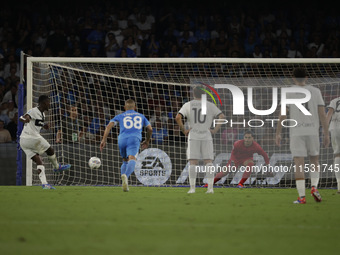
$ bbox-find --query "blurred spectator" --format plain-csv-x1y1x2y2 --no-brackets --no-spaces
56,105,85,144
307,33,325,57
195,23,210,42
1,84,18,108
136,12,153,39
3,54,19,79
86,23,105,56
6,111,17,141
228,14,245,36
127,35,140,56
5,66,20,87
0,119,11,143
210,30,228,56
85,109,109,143
0,109,11,126
117,9,129,30
252,45,263,58
221,128,238,145
287,41,303,58
144,34,160,56
45,26,68,57
105,32,120,57
1,99,17,119
149,105,168,127
178,30,197,46
106,20,124,47
152,118,168,145
116,39,137,57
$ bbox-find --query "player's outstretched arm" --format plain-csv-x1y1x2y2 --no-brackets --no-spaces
141,124,152,150
100,122,115,151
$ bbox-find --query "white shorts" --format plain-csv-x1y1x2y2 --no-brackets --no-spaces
290,135,319,157
331,130,340,154
187,139,214,160
20,136,51,159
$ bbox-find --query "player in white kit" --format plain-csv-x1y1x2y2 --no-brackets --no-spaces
326,96,340,193
19,95,71,189
276,67,330,204
176,86,225,194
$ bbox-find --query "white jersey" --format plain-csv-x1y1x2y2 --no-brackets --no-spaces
20,107,46,138
328,97,340,132
288,85,324,137
179,99,222,141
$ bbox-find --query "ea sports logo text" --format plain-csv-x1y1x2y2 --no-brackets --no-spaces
201,84,312,116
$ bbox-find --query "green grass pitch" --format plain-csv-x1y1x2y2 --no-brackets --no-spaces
1,186,340,255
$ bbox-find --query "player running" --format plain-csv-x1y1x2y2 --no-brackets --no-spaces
276,67,329,204
326,96,340,193
176,86,225,194
204,130,270,188
19,95,71,189
100,99,152,192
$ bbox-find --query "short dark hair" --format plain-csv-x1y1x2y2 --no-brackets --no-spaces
193,86,205,98
244,130,254,137
293,67,307,78
38,95,49,104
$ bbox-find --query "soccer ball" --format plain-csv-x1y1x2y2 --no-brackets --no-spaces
88,157,101,169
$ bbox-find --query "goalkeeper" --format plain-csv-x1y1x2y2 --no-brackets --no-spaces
205,130,270,188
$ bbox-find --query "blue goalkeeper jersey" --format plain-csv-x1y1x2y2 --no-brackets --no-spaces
111,110,150,141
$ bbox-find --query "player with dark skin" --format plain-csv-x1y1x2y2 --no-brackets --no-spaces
19,97,55,173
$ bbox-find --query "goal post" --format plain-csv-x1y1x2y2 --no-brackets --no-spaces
24,57,340,188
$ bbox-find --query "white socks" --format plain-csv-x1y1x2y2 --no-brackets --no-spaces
37,165,47,185
205,163,214,192
47,154,59,169
335,157,340,191
188,165,197,191
188,163,215,193
310,170,320,188
296,179,305,198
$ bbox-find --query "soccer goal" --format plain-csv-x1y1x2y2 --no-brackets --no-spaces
24,57,340,188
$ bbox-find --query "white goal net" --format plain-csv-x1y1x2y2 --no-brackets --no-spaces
25,57,340,188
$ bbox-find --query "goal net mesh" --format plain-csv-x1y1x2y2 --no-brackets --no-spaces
27,58,339,188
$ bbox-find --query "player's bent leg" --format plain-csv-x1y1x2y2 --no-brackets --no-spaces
205,163,233,187
238,160,254,187
46,147,71,172
31,155,56,189
121,158,128,175
121,155,136,192
125,155,137,178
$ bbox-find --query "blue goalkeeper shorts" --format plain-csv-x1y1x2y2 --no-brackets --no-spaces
118,136,141,159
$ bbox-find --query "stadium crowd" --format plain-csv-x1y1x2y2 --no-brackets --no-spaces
1,0,340,143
